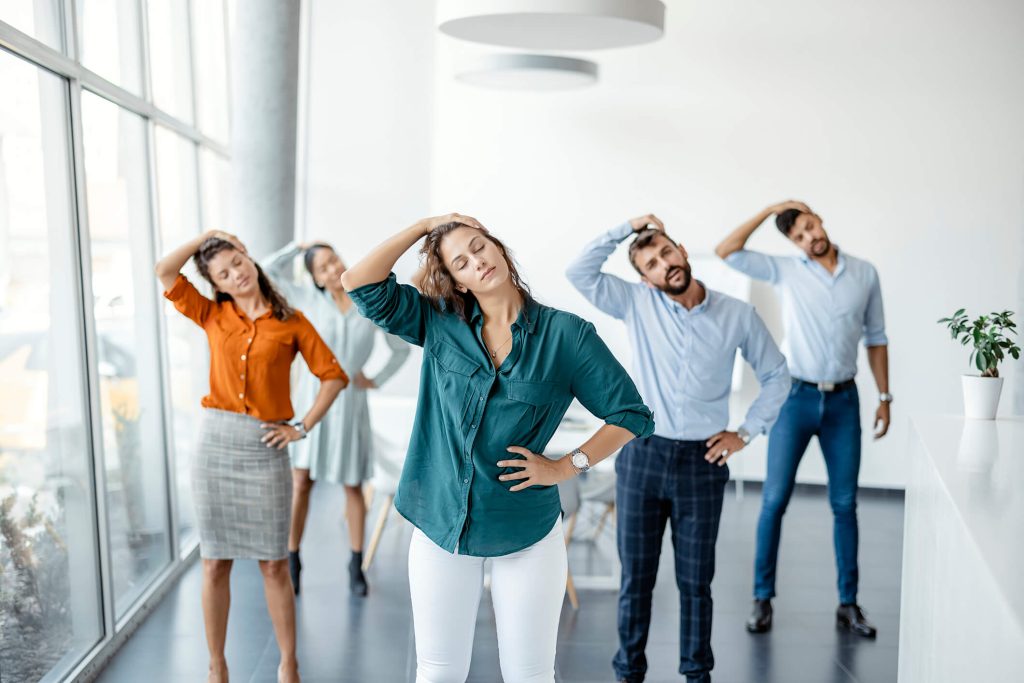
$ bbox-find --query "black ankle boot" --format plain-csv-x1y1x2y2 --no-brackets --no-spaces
836,603,878,638
746,598,773,633
349,551,368,597
288,550,301,595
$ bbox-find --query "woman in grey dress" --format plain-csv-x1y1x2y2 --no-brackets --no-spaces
263,242,409,595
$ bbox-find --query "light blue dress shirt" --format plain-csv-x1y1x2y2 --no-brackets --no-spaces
566,222,791,442
724,247,888,384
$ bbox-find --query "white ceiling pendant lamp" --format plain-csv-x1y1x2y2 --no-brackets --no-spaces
455,54,598,91
438,0,665,51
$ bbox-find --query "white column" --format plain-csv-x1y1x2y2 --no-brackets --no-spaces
229,0,302,257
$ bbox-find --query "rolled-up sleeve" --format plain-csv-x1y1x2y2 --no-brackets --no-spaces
163,274,214,327
863,267,888,347
724,249,781,284
295,312,349,385
349,273,432,347
570,320,655,438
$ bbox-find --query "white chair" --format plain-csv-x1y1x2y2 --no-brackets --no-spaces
557,476,581,610
361,395,417,571
361,431,405,571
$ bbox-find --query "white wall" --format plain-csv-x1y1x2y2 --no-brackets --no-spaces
429,0,1024,488
298,0,437,393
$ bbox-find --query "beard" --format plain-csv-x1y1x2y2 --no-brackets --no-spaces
658,263,692,296
810,237,831,257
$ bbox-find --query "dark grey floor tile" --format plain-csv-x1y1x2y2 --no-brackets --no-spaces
96,483,903,683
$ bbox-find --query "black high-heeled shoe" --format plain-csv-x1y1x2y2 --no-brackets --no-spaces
349,551,368,597
288,550,301,595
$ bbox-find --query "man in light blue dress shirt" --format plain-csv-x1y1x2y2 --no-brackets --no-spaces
716,200,892,639
567,215,790,683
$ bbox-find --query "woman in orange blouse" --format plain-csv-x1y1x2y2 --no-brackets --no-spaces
156,230,347,683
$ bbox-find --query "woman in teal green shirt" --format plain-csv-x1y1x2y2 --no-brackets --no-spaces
342,213,654,683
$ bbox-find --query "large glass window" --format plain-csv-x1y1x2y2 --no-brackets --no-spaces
0,50,103,681
75,0,144,94
190,0,230,142
0,1,64,51
146,0,195,123
199,147,230,229
154,125,205,553
81,91,172,618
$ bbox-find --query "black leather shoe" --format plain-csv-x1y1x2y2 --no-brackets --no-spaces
836,603,877,638
349,552,368,597
746,598,773,633
288,550,301,595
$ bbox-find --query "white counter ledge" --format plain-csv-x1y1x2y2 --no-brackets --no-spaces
899,415,1024,682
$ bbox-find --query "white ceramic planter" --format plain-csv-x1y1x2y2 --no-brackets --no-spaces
961,375,1004,420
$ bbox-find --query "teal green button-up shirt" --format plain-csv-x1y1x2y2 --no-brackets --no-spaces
350,274,655,557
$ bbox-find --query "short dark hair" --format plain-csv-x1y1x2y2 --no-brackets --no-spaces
775,208,804,235
628,228,676,274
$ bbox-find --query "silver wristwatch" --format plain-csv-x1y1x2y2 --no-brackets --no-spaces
737,427,752,445
291,421,308,439
569,448,591,475
879,392,893,403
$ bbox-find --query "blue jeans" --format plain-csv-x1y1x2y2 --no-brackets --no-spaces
753,381,862,605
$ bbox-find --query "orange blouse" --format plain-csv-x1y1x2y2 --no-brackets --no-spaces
164,274,348,422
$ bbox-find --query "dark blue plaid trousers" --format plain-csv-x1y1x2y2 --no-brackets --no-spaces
613,435,730,683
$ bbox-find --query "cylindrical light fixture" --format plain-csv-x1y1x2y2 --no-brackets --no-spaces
438,0,665,50
455,54,598,91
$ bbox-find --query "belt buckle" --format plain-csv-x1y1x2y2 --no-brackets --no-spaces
817,381,836,392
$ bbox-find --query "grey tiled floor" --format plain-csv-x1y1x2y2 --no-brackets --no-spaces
96,483,903,682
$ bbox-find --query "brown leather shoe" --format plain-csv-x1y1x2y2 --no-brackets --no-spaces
746,598,773,633
836,603,877,638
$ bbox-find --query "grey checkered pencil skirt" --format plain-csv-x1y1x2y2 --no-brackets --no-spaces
192,408,292,560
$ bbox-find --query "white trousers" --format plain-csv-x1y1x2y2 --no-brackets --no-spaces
408,519,568,683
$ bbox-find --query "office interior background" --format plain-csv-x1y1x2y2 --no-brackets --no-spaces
1,1,1022,682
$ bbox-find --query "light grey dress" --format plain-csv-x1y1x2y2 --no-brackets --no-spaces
263,243,410,485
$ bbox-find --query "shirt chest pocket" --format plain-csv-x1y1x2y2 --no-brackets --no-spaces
255,330,295,364
431,341,484,423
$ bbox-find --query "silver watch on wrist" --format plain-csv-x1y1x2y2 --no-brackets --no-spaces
569,448,591,475
737,427,753,445
879,392,893,403
291,421,308,439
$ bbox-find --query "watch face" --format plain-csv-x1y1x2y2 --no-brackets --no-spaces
572,452,588,469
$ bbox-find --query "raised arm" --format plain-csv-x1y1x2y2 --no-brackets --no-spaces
259,241,310,305
564,214,657,320
341,213,483,291
155,229,247,290
714,200,810,259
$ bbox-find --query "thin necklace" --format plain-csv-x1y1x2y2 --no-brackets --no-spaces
489,333,513,358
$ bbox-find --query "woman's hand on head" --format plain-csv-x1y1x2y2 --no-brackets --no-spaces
418,213,485,236
206,230,248,255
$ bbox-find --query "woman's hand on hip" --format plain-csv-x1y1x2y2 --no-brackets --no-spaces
497,446,573,492
260,422,303,450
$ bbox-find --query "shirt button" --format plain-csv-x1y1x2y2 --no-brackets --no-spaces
247,338,252,343
241,354,246,360
240,374,245,380
463,478,469,484
238,393,243,399
479,397,484,402
471,424,476,429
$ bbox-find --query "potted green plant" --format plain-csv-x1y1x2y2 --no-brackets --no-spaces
938,309,1020,419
